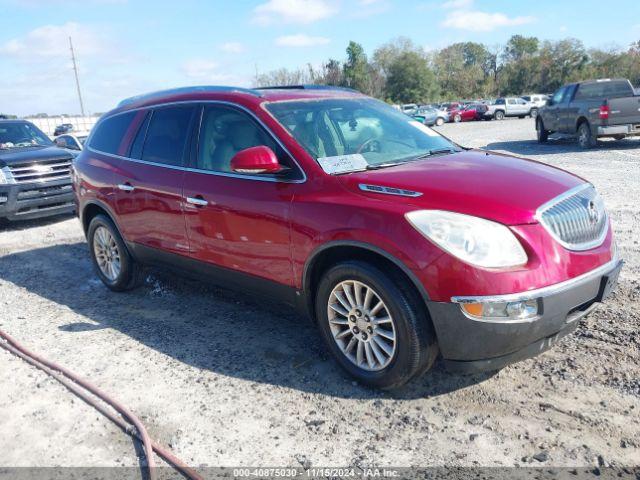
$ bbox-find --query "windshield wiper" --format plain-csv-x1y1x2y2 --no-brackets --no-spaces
365,161,407,170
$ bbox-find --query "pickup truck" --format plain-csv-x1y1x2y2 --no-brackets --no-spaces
536,78,640,148
0,119,76,222
484,97,534,120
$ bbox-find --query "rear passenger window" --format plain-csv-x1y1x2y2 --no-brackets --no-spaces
141,106,196,166
89,112,136,154
129,111,151,159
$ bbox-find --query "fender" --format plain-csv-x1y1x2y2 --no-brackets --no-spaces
302,240,432,308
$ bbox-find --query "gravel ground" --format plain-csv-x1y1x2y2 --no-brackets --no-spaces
0,118,639,473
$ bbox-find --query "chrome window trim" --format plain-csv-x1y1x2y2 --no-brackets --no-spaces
535,183,609,251
452,254,621,304
86,99,307,184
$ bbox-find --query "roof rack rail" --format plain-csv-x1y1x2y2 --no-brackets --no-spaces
117,86,264,108
256,85,359,93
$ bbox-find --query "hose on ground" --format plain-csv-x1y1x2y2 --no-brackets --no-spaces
0,329,203,480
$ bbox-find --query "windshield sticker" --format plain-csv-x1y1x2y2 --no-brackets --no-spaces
317,154,369,174
408,121,439,137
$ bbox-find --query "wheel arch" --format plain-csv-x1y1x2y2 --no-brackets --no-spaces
576,116,590,132
302,241,432,323
81,200,125,241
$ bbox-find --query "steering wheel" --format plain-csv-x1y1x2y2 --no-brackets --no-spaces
356,138,415,154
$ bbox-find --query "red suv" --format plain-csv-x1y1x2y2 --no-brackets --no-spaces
73,86,622,389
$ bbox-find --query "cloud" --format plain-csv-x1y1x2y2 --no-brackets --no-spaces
442,10,535,32
0,22,113,59
441,0,473,8
252,0,337,25
275,34,331,47
220,42,246,54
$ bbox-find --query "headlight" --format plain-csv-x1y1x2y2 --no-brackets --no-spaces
0,167,8,185
405,210,528,268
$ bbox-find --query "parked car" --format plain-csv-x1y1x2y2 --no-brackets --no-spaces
521,94,549,117
412,106,448,126
0,120,76,221
54,133,88,151
73,85,622,389
449,103,487,122
53,123,75,136
485,97,534,120
537,78,640,148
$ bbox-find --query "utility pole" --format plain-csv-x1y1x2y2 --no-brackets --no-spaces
69,36,86,116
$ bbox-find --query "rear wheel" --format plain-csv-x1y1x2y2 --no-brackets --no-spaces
494,110,505,120
577,122,596,149
88,214,143,291
315,261,438,389
536,118,549,143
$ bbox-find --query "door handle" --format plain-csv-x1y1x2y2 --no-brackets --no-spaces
117,183,135,192
185,196,208,207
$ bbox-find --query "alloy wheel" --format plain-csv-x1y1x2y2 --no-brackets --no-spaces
93,226,121,281
327,280,397,371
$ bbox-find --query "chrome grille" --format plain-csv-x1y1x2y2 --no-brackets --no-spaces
537,184,608,251
7,157,73,184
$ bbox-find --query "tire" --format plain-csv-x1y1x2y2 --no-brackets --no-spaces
577,121,596,149
494,110,505,120
530,108,538,118
614,135,626,141
518,115,525,119
435,117,445,126
453,114,462,123
88,214,143,291
315,260,438,389
536,118,549,143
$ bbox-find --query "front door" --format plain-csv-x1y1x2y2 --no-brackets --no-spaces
182,104,304,289
113,105,198,255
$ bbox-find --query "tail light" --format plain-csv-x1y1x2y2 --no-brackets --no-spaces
599,104,610,120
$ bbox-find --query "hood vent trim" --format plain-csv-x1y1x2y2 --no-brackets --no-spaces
358,184,423,198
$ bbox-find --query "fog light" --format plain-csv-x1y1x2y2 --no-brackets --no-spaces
461,299,539,321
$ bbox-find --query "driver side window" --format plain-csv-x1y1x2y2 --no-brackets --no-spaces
197,105,279,173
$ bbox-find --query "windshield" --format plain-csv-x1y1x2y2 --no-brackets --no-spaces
0,122,53,149
265,98,459,174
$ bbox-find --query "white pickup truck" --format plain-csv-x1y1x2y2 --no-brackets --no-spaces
484,97,534,120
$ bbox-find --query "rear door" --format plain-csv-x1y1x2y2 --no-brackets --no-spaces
182,103,304,290
113,105,198,255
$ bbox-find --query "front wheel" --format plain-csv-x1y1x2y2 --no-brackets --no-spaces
494,110,505,120
453,114,462,123
88,214,143,291
316,261,438,389
435,117,445,126
536,118,549,143
530,108,538,118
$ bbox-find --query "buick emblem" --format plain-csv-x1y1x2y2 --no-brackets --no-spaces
32,165,54,173
587,200,599,225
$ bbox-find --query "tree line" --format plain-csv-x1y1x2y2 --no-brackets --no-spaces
255,36,640,104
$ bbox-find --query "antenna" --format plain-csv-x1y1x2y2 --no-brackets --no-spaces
69,36,86,116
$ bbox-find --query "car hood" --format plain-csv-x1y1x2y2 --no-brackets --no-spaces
338,149,585,226
0,145,73,166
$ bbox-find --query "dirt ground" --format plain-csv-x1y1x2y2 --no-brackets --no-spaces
1,118,639,474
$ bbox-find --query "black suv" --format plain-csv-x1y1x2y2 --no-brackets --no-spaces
0,120,76,222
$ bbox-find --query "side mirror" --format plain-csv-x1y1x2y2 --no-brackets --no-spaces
54,137,67,148
230,146,282,174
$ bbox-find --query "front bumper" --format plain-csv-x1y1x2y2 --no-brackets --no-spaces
0,178,75,221
428,257,623,373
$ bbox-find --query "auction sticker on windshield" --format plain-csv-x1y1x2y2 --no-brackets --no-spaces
318,154,369,174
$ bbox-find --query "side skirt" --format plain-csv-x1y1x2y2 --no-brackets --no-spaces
127,242,304,313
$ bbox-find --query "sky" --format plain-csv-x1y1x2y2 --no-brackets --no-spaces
1,0,639,116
